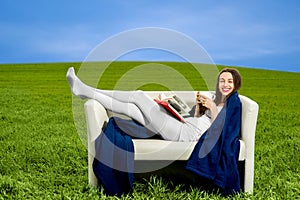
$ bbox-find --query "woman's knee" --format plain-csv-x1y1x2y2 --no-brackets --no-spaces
131,90,147,101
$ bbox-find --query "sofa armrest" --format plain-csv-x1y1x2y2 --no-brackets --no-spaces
239,95,259,193
84,99,109,187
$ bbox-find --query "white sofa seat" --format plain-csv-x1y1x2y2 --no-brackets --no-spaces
133,139,245,161
84,91,259,193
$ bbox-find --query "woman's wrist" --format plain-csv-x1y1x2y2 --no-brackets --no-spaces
210,104,218,122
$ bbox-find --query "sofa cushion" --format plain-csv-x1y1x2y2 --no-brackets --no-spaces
133,139,245,161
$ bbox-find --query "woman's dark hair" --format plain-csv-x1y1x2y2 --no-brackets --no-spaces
214,68,242,105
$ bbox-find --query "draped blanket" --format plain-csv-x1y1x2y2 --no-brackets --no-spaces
186,92,242,195
92,117,135,196
93,117,156,196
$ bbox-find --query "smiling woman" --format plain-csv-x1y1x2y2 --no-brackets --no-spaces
73,66,246,195
214,68,242,105
67,66,242,143
219,72,234,96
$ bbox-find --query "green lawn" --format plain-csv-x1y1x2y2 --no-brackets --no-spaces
0,62,299,199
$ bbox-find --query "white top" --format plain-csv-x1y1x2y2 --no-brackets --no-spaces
180,106,223,141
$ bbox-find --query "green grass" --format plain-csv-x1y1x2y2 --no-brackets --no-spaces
0,62,299,199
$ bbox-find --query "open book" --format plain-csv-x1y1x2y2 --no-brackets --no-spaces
154,93,191,122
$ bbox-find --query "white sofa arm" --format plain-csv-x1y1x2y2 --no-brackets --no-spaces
84,99,109,187
239,95,259,193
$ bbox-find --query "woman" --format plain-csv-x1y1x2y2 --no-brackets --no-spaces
66,67,242,142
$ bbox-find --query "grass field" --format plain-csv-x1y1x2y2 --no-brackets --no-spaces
0,62,299,199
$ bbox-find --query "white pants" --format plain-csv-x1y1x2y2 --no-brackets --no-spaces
67,67,209,141
86,89,209,141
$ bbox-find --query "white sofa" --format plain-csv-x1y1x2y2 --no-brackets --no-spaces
84,91,259,193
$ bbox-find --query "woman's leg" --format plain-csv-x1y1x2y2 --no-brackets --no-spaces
67,68,149,125
66,67,183,140
66,68,154,106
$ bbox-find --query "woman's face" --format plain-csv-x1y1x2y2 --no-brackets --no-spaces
218,72,234,97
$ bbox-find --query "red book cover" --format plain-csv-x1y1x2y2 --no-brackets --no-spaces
154,99,186,123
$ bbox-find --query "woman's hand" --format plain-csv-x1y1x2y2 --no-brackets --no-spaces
195,91,213,109
200,95,215,110
194,92,207,117
194,92,218,121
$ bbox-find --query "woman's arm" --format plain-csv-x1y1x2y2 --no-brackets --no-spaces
208,104,219,122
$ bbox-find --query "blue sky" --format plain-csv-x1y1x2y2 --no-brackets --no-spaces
1,0,300,72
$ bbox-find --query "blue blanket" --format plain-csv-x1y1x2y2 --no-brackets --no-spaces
92,117,156,196
186,92,242,195
92,117,135,196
